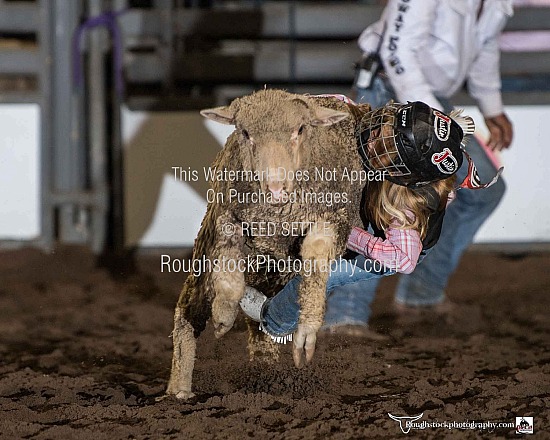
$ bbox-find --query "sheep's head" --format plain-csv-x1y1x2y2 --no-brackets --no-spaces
201,89,349,204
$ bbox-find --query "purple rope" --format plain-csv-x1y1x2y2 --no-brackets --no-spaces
72,9,127,97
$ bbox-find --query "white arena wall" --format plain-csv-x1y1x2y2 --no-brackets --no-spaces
0,104,41,241
1,103,548,247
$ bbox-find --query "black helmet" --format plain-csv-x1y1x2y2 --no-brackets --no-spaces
357,101,471,188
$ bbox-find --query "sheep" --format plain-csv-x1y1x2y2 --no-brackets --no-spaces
166,89,370,399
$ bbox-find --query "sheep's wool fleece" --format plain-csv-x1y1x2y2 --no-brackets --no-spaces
214,91,365,270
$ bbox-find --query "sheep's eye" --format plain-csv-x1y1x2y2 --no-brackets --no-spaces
242,129,250,140
298,125,305,135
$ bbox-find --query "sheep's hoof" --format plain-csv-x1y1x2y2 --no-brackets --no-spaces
160,390,196,401
292,323,318,368
175,390,196,400
212,299,239,338
213,318,237,338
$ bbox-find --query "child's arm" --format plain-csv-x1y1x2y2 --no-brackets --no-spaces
347,224,422,274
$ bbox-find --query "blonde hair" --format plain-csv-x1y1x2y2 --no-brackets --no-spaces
366,177,455,239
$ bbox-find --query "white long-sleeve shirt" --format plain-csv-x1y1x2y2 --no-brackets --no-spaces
358,0,513,118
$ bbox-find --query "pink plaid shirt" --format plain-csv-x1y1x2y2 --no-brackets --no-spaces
347,192,455,274
347,223,422,274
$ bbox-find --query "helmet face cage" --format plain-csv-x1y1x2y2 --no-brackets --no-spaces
357,101,467,188
356,103,412,178
356,101,504,192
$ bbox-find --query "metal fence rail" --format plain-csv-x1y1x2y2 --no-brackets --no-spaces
1,0,550,252
2,2,550,104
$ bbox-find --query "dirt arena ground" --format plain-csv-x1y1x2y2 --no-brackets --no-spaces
0,246,548,439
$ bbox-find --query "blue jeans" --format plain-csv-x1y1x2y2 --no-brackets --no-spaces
262,256,394,336
325,76,506,313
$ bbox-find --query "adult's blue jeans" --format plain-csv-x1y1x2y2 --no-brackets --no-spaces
262,256,394,336
325,76,506,319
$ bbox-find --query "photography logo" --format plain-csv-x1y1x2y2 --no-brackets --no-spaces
388,412,424,434
516,417,534,435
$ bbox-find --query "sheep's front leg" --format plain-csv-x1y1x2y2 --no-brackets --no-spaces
293,220,338,368
211,212,246,338
166,304,197,399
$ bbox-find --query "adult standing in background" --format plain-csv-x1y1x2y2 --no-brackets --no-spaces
325,0,514,329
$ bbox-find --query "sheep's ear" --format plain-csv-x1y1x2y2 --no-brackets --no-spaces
311,107,349,126
200,106,235,125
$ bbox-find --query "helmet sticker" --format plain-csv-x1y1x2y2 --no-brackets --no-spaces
431,148,458,174
433,110,451,141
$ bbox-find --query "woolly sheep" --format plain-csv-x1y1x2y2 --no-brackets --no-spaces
166,89,370,399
